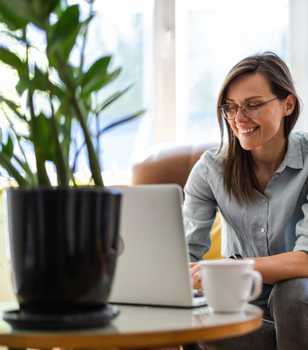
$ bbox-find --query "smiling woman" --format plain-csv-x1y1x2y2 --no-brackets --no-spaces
217,54,299,202
184,52,308,350
223,73,295,193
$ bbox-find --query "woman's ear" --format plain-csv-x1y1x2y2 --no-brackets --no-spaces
284,95,296,116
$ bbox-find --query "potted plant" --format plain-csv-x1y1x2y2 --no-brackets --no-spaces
0,0,144,329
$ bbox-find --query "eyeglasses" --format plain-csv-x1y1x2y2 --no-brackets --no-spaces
220,96,278,121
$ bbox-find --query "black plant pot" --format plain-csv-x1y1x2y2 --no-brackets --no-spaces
5,187,121,324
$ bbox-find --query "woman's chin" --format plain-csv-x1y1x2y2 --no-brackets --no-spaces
237,138,259,151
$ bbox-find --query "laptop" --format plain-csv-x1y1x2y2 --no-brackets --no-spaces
108,184,207,308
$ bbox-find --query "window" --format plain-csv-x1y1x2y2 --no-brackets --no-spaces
80,0,153,175
177,0,289,143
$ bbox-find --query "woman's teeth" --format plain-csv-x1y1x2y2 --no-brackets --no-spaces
240,127,258,135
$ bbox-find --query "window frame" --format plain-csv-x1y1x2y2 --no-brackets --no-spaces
152,0,307,144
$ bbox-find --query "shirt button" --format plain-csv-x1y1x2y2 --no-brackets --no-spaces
260,228,265,233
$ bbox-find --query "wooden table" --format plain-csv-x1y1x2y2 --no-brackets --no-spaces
0,303,262,349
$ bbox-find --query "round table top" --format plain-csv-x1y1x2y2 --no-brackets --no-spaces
0,303,263,349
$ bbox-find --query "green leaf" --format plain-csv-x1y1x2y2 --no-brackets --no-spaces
0,47,26,76
32,0,60,23
81,56,111,87
31,113,56,162
96,84,133,114
47,5,81,64
30,66,50,91
13,65,64,98
99,109,146,135
81,56,122,97
16,79,29,96
0,96,28,124
0,1,28,30
31,66,64,98
0,96,19,113
31,110,69,186
2,133,14,159
0,0,46,29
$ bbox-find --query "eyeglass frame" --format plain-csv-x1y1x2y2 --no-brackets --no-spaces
220,96,279,121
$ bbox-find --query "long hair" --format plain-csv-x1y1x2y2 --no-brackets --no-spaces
217,52,300,204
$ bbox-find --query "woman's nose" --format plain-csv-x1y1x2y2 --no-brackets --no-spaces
235,107,249,122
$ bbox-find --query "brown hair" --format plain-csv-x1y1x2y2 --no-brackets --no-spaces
217,52,300,204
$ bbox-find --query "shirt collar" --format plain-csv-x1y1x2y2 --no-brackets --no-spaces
275,133,303,173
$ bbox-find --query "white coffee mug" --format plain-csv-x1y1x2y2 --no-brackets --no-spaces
199,259,262,313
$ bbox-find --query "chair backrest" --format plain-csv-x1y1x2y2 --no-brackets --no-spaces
132,143,217,187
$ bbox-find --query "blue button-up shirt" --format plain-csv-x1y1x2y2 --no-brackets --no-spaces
184,131,308,261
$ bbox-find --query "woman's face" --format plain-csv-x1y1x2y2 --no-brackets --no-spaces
225,72,294,151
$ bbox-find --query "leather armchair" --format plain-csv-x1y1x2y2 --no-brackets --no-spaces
132,143,222,260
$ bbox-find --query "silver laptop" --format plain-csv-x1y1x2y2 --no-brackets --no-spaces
108,184,207,308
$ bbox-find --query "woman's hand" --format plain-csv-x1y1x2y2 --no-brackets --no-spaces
190,262,202,291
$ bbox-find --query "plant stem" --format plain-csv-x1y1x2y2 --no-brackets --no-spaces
48,93,70,186
71,94,103,186
95,106,100,158
28,89,51,186
54,52,103,186
24,28,50,187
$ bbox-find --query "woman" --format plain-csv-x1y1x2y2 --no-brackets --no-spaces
184,52,308,350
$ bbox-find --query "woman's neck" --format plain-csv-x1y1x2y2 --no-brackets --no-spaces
251,136,287,175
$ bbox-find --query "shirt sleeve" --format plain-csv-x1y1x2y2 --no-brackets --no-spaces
294,193,308,253
183,155,217,262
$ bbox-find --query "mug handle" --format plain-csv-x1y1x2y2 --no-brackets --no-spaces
246,270,263,302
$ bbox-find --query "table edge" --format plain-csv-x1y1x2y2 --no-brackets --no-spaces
0,317,263,349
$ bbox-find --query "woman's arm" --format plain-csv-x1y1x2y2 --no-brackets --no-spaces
253,250,308,284
184,155,218,262
191,251,308,289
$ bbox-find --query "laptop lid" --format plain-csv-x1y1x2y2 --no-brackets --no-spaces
108,184,201,307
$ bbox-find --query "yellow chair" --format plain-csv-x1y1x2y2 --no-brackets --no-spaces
132,143,222,260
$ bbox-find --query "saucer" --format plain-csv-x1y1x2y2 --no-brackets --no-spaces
3,304,119,330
